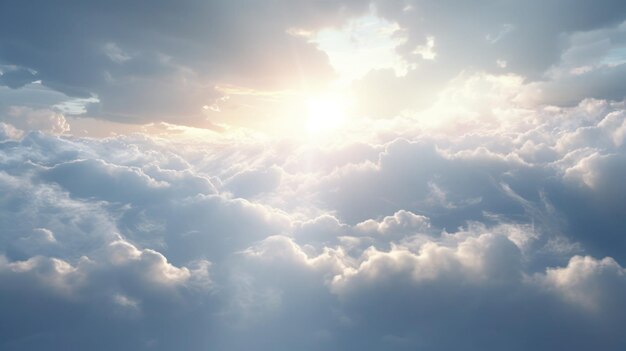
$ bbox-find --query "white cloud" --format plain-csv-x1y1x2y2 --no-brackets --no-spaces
2,2,626,350
541,255,626,311
0,93,626,349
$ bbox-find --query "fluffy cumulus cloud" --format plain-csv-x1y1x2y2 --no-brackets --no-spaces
0,94,626,350
1,1,626,350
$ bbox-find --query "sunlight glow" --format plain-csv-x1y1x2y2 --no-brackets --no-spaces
306,95,347,134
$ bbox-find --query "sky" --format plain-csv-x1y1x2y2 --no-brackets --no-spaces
1,1,626,350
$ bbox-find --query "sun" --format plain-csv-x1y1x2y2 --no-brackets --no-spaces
305,94,347,134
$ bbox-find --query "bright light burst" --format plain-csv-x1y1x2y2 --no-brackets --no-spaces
305,94,348,135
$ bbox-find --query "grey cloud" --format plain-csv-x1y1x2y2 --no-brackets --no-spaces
42,158,216,204
230,226,626,351
2,2,626,350
351,1,626,117
526,63,626,106
0,0,370,124
314,138,530,228
329,236,626,350
224,165,283,198
0,241,212,351
0,67,37,89
1,1,625,124
375,0,626,77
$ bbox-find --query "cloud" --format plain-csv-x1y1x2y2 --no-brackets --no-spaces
541,255,626,312
2,1,624,126
348,1,626,118
2,74,626,349
2,2,626,350
377,0,626,76
525,63,626,106
0,0,372,124
0,240,212,350
0,67,37,89
224,165,283,198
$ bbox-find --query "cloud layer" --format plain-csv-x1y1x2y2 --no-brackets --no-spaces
1,1,626,350
1,94,626,350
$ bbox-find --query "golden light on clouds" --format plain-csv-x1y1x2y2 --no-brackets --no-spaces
191,11,410,138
